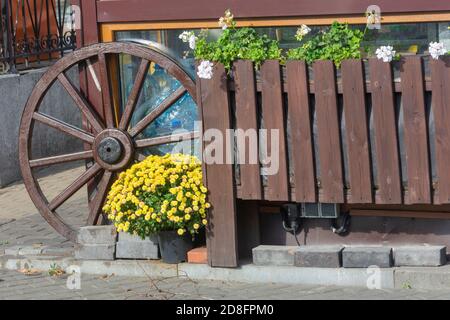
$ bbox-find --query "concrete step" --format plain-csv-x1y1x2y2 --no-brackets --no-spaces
3,254,450,290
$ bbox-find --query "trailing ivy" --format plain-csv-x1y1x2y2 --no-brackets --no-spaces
287,22,365,68
194,26,282,72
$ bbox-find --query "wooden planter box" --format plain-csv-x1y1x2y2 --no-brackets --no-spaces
197,56,450,267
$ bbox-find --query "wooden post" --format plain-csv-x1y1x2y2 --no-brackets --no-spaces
198,63,238,267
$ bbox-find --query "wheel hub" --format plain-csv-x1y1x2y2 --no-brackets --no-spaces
97,137,122,164
93,129,134,171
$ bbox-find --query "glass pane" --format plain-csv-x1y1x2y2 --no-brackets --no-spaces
256,22,450,55
116,29,200,156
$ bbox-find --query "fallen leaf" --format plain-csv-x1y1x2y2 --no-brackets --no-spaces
18,268,42,276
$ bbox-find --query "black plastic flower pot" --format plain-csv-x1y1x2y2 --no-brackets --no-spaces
157,231,194,264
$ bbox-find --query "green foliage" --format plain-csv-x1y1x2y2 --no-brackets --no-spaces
287,22,364,68
48,263,65,277
194,27,283,72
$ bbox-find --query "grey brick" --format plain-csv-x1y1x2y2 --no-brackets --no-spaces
116,241,159,260
342,246,393,268
118,232,159,244
393,246,447,267
74,244,115,260
77,226,117,245
294,246,343,268
252,245,297,266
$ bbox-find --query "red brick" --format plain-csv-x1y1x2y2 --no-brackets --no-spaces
187,246,208,264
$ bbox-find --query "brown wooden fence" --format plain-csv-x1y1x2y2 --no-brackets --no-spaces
197,56,450,266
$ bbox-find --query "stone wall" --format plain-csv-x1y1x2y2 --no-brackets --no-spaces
0,67,82,187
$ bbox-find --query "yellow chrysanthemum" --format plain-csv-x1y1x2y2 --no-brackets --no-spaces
104,154,209,238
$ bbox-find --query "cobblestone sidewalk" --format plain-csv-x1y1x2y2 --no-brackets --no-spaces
0,165,86,252
1,268,450,300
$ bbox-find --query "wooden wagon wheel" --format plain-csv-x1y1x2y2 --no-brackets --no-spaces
19,42,198,242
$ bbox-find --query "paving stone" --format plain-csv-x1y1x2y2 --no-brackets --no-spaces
41,246,74,256
252,245,297,266
294,246,343,268
4,245,22,256
18,246,43,255
74,244,115,260
77,226,117,245
393,246,447,267
342,246,393,268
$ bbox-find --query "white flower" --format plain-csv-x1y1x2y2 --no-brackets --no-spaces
178,31,192,43
375,45,396,62
429,42,447,60
219,9,234,30
188,34,197,50
295,24,311,40
179,31,197,50
197,60,214,79
219,17,228,30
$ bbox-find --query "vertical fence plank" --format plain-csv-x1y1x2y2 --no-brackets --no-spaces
198,63,238,267
431,57,450,204
401,56,431,204
233,60,262,200
286,60,316,202
369,59,402,204
341,59,373,203
313,60,344,203
260,60,289,201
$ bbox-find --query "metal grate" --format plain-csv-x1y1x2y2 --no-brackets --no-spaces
0,0,76,74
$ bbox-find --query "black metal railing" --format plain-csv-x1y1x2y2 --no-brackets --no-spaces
0,0,76,74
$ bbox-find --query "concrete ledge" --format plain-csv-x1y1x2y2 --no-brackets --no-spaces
0,256,177,278
394,264,450,290
3,255,450,290
0,255,394,289
179,263,396,289
393,246,446,267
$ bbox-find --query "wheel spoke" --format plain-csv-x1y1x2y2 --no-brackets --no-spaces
48,163,102,211
135,152,147,162
57,73,105,133
98,53,115,128
30,150,94,168
129,86,187,138
135,131,200,148
33,112,94,144
87,170,114,225
119,59,150,130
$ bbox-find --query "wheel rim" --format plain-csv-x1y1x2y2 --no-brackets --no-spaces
19,42,198,242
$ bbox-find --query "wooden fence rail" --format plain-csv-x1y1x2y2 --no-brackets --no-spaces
197,56,450,266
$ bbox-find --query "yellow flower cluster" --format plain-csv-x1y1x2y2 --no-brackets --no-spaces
103,154,209,238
